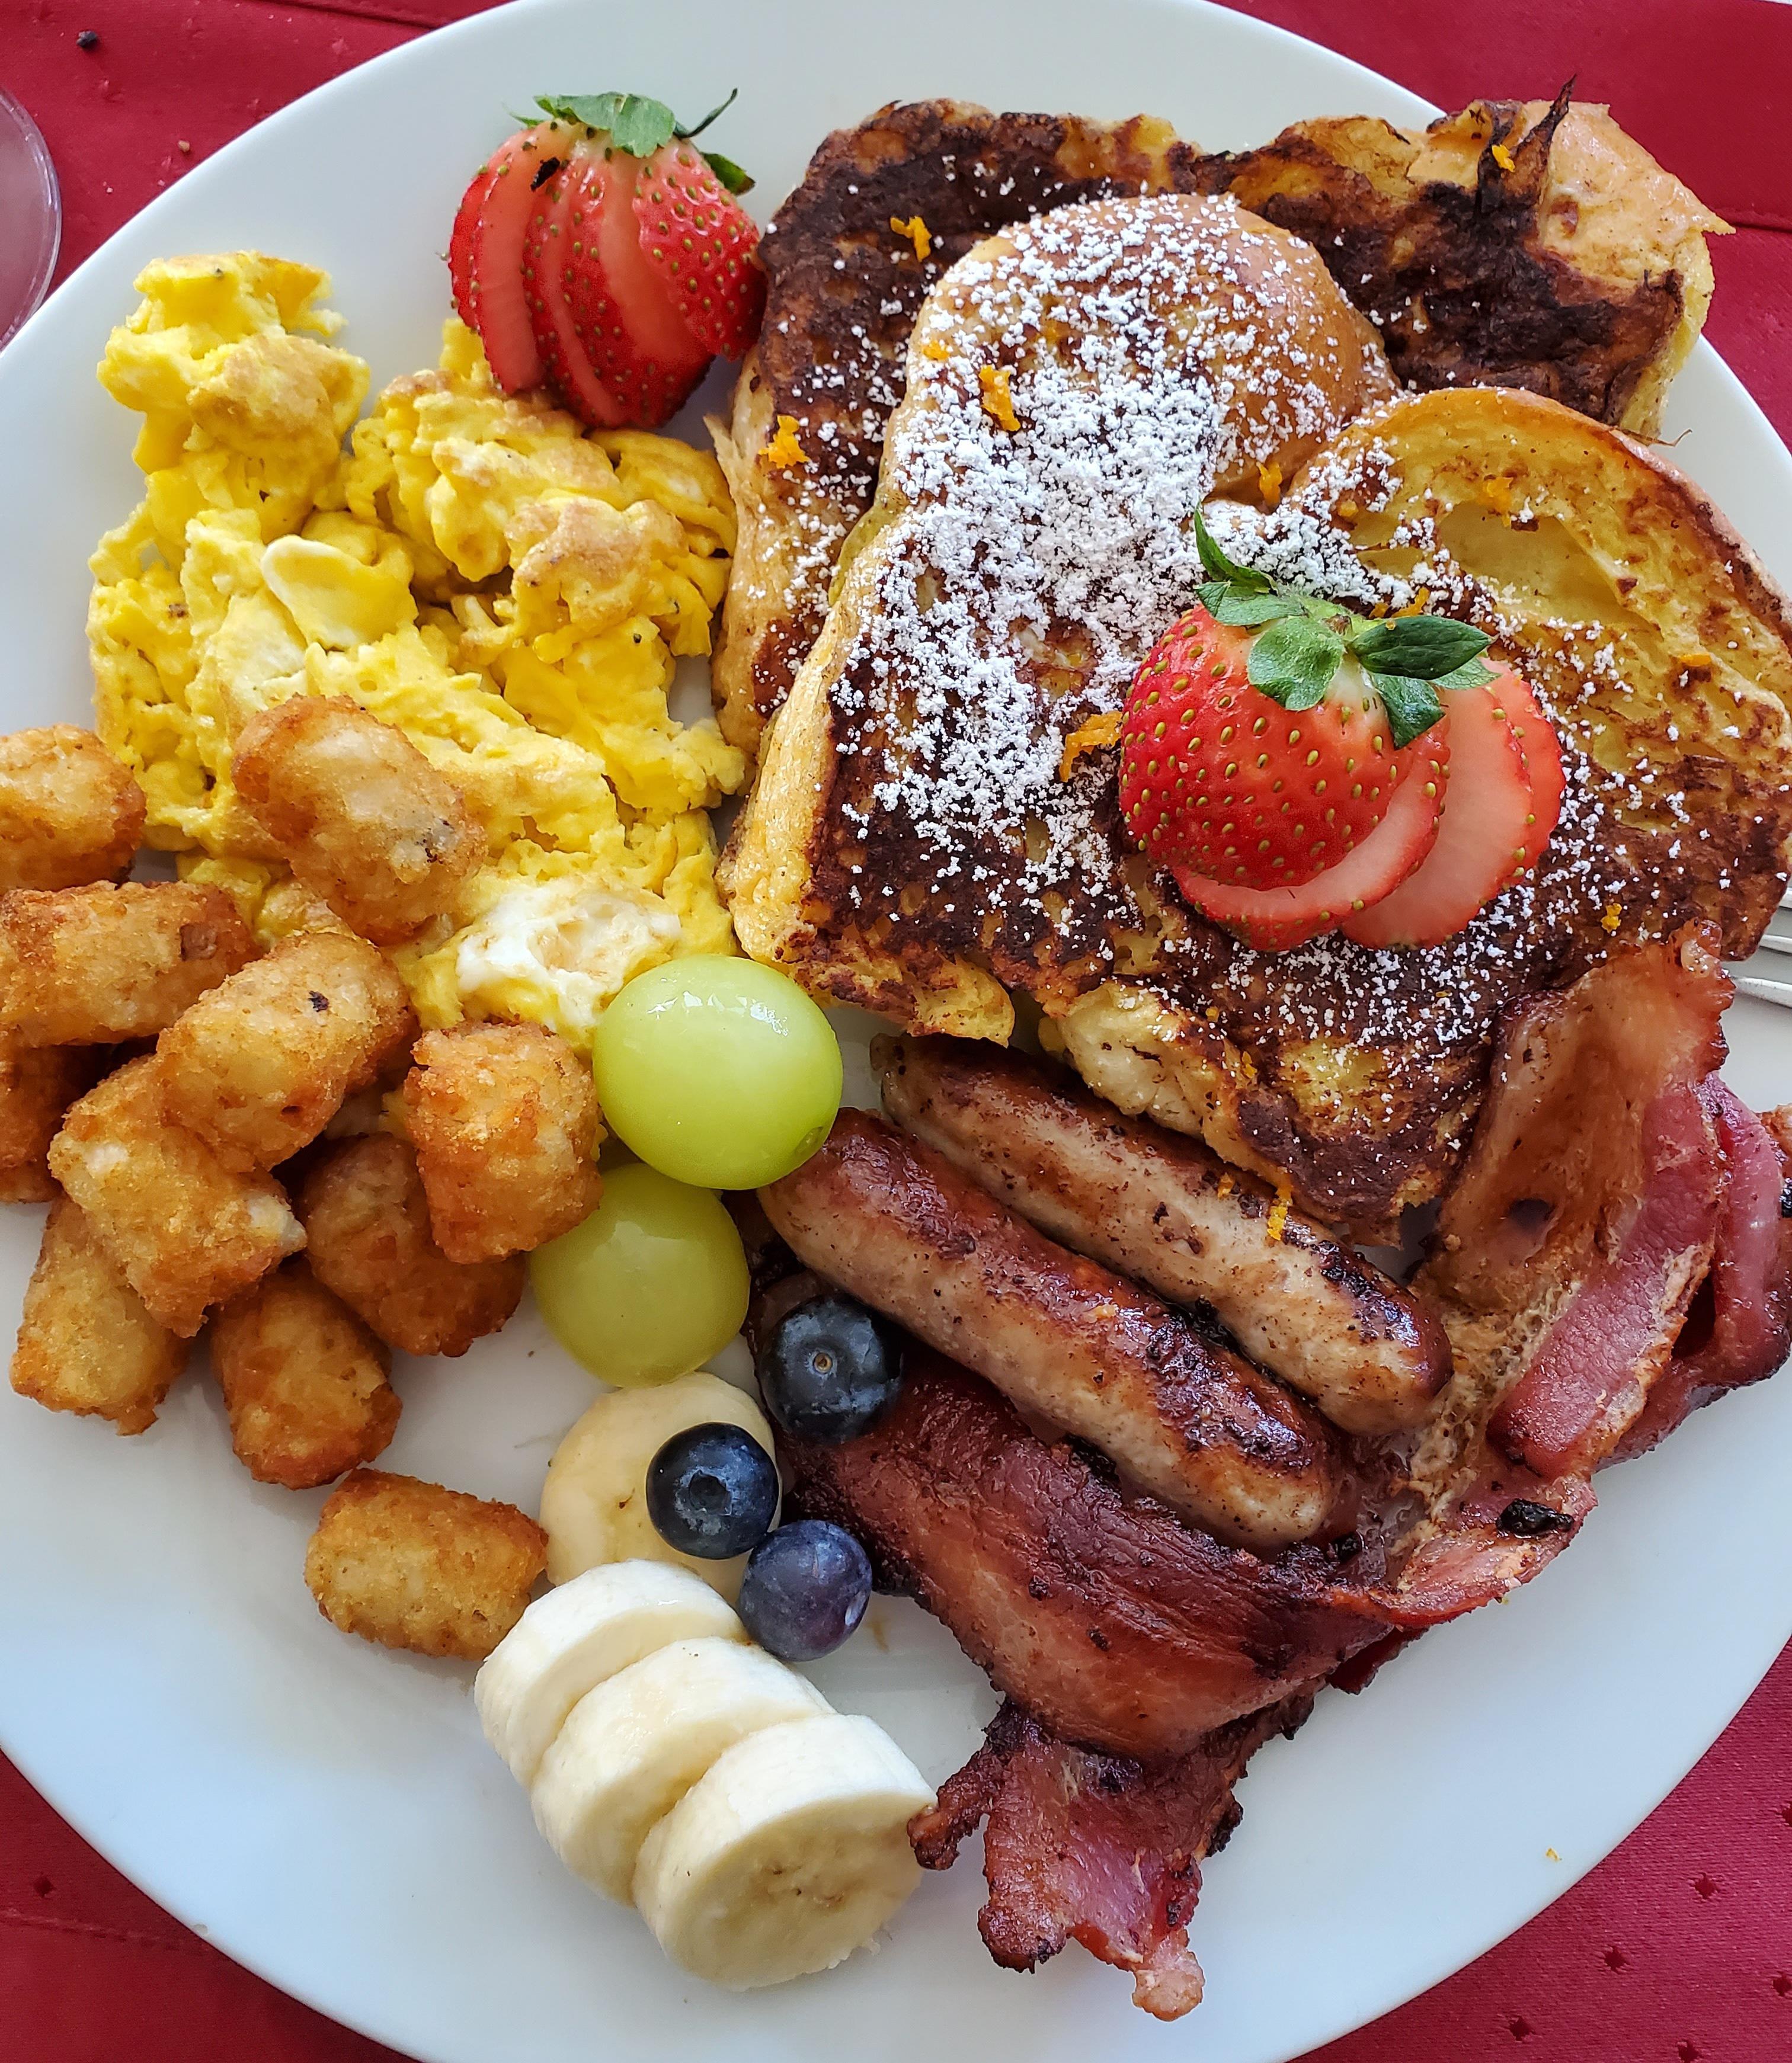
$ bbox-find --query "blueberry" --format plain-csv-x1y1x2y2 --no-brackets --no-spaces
645,1422,779,1560
737,1519,872,1661
757,1294,904,1443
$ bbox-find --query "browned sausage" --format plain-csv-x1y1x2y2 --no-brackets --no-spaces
759,1109,1349,1552
876,1035,1450,1435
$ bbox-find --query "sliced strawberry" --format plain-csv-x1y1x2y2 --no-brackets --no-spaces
522,161,628,428
1342,671,1564,950
449,122,566,393
558,142,711,428
1174,729,1449,952
633,140,766,360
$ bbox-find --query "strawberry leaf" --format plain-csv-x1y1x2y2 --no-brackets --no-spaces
1199,584,1304,628
1247,615,1345,710
1434,655,1497,692
1365,671,1447,748
701,149,755,196
1348,613,1491,680
676,89,739,141
1193,508,1271,594
535,92,679,155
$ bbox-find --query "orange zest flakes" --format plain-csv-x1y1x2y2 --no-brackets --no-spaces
1266,1181,1293,1244
1256,460,1284,508
978,365,1020,433
1481,475,1515,518
920,337,951,361
763,415,808,469
1058,709,1126,781
890,214,932,262
1682,649,1713,671
1601,902,1624,933
1215,1172,1235,1200
1490,140,1516,174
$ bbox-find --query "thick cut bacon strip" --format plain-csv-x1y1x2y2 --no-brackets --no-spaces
780,1348,1380,1758
1416,928,1730,1481
1615,1087,1792,1459
910,1696,1309,2020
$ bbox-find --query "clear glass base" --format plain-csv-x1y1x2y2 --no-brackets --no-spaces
0,90,61,347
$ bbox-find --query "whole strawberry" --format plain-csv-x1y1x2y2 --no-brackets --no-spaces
450,89,764,430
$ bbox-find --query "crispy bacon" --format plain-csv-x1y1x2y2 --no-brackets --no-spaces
910,1696,1309,2020
780,1348,1381,1758
1615,1087,1792,1458
1417,928,1729,1478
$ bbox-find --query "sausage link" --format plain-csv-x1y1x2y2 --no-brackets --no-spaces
876,1036,1449,1435
759,1109,1348,1552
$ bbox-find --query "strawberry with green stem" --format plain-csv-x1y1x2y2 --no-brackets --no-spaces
1118,513,1564,951
450,89,764,429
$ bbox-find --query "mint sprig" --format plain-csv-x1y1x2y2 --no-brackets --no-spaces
1190,509,1492,748
533,87,753,193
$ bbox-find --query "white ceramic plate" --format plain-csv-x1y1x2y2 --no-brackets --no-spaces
3,4,1790,2059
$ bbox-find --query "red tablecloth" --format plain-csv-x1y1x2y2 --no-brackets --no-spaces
4,4,1791,2059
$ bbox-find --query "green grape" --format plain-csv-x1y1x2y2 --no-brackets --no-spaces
592,955,843,1189
530,1163,749,1388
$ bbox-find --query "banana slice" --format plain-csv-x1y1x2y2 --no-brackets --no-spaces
540,1372,777,1602
532,1635,831,1902
634,1712,936,1989
475,1561,743,1787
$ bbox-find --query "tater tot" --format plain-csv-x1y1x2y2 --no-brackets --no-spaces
0,726,145,892
233,697,483,945
0,1037,107,1202
0,882,255,1045
401,1023,603,1263
155,931,417,1171
303,1468,546,1659
298,1133,523,1356
9,1193,188,1433
47,1056,305,1337
210,1258,400,1489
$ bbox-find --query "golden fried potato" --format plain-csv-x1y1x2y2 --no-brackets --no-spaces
0,881,255,1046
233,696,484,944
297,1132,523,1356
401,1023,602,1262
303,1467,546,1659
0,726,145,892
47,1056,305,1337
155,931,416,1171
9,1193,188,1433
0,1038,107,1202
210,1258,399,1488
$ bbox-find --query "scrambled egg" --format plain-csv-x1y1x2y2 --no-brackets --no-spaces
88,252,745,1049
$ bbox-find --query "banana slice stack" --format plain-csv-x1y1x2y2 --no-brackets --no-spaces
475,1559,937,1988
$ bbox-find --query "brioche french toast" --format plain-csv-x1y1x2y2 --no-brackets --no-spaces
710,100,1210,756
725,197,1792,1234
712,94,1724,760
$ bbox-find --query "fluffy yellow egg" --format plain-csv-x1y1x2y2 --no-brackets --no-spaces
88,258,747,1051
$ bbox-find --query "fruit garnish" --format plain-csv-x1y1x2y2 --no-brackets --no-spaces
593,956,842,1190
449,122,559,393
647,1423,781,1561
528,1164,750,1386
1118,512,1566,952
736,1520,874,1662
1342,666,1566,948
757,1293,906,1444
450,91,764,428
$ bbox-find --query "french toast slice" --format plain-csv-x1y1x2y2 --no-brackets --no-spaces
1193,88,1727,440
710,100,1211,758
713,94,1724,761
728,207,1792,1233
